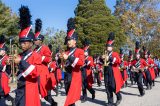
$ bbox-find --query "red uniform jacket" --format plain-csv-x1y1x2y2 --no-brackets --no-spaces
131,58,147,78
120,61,128,81
16,50,41,106
95,58,103,80
0,55,10,95
49,61,62,84
111,52,123,93
147,58,156,80
85,56,94,89
48,61,57,88
34,45,56,98
64,48,84,106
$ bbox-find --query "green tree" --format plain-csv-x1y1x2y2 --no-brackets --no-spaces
114,0,160,56
0,1,19,36
114,0,160,41
43,27,66,56
75,0,127,55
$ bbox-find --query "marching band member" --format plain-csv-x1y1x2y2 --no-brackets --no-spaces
94,55,103,87
81,39,95,102
143,47,155,90
0,35,15,106
54,47,63,89
119,48,128,87
34,19,57,106
127,50,136,85
131,41,147,97
147,51,156,87
48,46,63,96
61,18,84,106
102,32,123,106
13,6,41,106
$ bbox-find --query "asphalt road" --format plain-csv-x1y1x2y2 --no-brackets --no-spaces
1,77,160,106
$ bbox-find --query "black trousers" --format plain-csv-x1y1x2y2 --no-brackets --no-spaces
144,69,152,86
82,87,95,97
135,72,144,95
44,90,56,104
95,72,101,86
129,71,136,84
104,66,122,103
81,69,95,97
154,68,158,77
106,86,122,103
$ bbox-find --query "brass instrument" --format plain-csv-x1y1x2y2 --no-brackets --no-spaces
119,62,126,71
102,50,109,66
10,44,18,83
59,46,66,72
132,67,144,72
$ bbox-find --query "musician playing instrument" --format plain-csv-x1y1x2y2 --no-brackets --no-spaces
34,19,57,106
94,55,103,87
0,35,15,106
12,6,41,106
131,41,147,97
48,46,63,96
142,47,155,90
119,48,128,87
81,39,95,102
102,32,123,106
60,18,84,106
127,50,136,85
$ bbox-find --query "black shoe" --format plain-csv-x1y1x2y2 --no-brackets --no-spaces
146,85,149,90
115,99,122,106
106,103,114,106
153,83,155,86
81,96,86,103
51,101,58,106
139,91,145,97
92,92,95,100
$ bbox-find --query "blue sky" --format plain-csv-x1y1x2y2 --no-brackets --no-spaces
2,0,116,31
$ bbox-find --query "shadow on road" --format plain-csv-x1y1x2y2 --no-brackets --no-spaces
81,96,106,106
155,80,160,83
94,87,106,92
120,91,139,96
127,86,138,89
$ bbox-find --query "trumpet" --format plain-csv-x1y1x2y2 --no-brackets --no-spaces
9,44,18,83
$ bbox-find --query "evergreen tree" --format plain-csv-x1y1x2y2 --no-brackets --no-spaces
75,0,126,55
0,1,19,36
